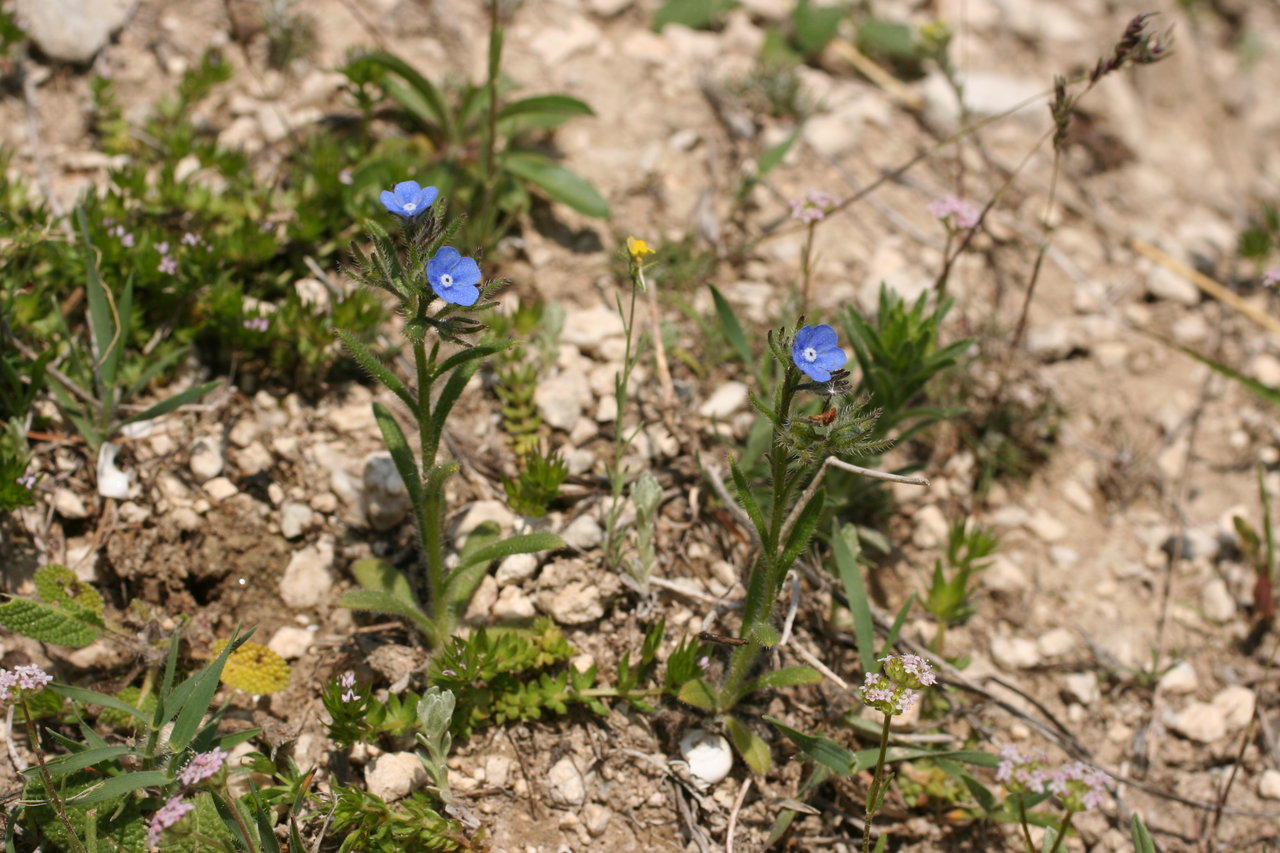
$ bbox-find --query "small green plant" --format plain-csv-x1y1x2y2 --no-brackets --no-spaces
9,630,301,852
502,448,569,517
0,564,108,647
335,185,564,646
922,521,999,656
42,210,219,460
653,0,739,31
626,470,664,593
678,320,922,773
487,299,563,455
341,2,608,252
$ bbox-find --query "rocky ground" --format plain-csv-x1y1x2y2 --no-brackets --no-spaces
4,0,1280,850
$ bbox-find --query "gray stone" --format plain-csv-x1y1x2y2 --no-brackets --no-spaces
1169,701,1225,743
1259,769,1280,800
203,477,239,501
189,437,225,481
1157,661,1198,694
53,488,90,519
921,70,1042,135
583,803,612,836
495,552,539,585
493,585,536,620
279,537,336,610
454,500,516,543
698,381,748,420
1036,628,1075,658
279,502,313,539
464,575,499,624
1213,684,1255,731
529,15,600,65
589,0,631,17
17,0,132,63
485,754,512,788
365,752,427,802
267,626,315,660
536,558,605,625
547,756,586,806
1146,267,1199,306
561,514,604,551
911,504,949,549
1025,511,1067,543
362,452,411,531
534,371,593,431
1063,672,1100,705
991,635,1040,670
1202,577,1236,623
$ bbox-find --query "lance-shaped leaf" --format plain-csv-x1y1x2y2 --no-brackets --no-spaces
778,490,824,575
503,151,610,219
725,714,771,775
335,328,417,414
118,380,220,431
766,716,855,776
498,94,594,130
372,402,424,510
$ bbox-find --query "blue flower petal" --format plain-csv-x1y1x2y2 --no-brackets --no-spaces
450,284,481,307
450,256,482,288
413,185,439,211
799,363,832,382
815,348,846,371
431,246,462,271
809,324,838,348
394,181,422,204
380,190,400,214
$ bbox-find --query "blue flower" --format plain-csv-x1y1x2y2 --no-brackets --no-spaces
427,246,482,306
380,180,438,218
790,323,846,382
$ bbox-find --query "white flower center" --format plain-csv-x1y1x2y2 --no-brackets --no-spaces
403,201,417,212
439,273,454,287
803,346,818,363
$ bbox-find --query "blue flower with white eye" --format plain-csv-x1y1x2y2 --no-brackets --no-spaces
790,323,846,382
427,247,482,306
380,180,438,218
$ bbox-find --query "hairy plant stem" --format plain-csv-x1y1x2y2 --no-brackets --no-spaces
476,0,503,248
860,713,894,853
718,374,801,709
1016,796,1036,853
798,220,817,313
1046,810,1075,853
19,696,87,853
603,277,643,571
415,319,448,646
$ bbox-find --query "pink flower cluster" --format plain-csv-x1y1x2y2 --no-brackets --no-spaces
1263,267,1280,288
243,316,270,332
0,665,53,702
789,188,840,223
177,747,228,787
996,744,1108,811
928,195,982,230
147,796,194,849
860,655,937,716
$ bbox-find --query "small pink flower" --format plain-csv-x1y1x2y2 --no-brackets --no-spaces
181,232,201,247
158,256,178,275
789,188,840,222
178,747,228,787
147,797,194,850
1263,267,1280,288
928,195,982,229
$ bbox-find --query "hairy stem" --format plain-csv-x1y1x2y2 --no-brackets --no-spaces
860,713,893,853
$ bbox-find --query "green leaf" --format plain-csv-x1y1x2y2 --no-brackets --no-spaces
346,50,451,142
456,533,563,571
432,341,509,382
36,745,135,779
832,523,878,673
168,631,247,752
724,714,771,774
676,679,717,711
64,770,168,806
740,666,821,702
765,715,854,775
792,0,844,56
709,285,755,371
778,490,824,574
350,558,421,610
498,94,594,129
0,598,101,647
339,589,432,634
502,151,610,219
118,380,220,430
851,746,998,774
372,402,424,511
1173,342,1280,407
428,358,483,443
756,131,797,178
653,0,739,30
335,328,417,415
77,207,118,396
1131,814,1156,853
877,593,915,659
49,686,149,722
34,564,105,618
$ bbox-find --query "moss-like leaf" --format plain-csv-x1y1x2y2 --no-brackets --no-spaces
0,598,101,647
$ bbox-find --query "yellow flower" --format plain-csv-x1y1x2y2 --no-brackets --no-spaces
627,236,655,262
